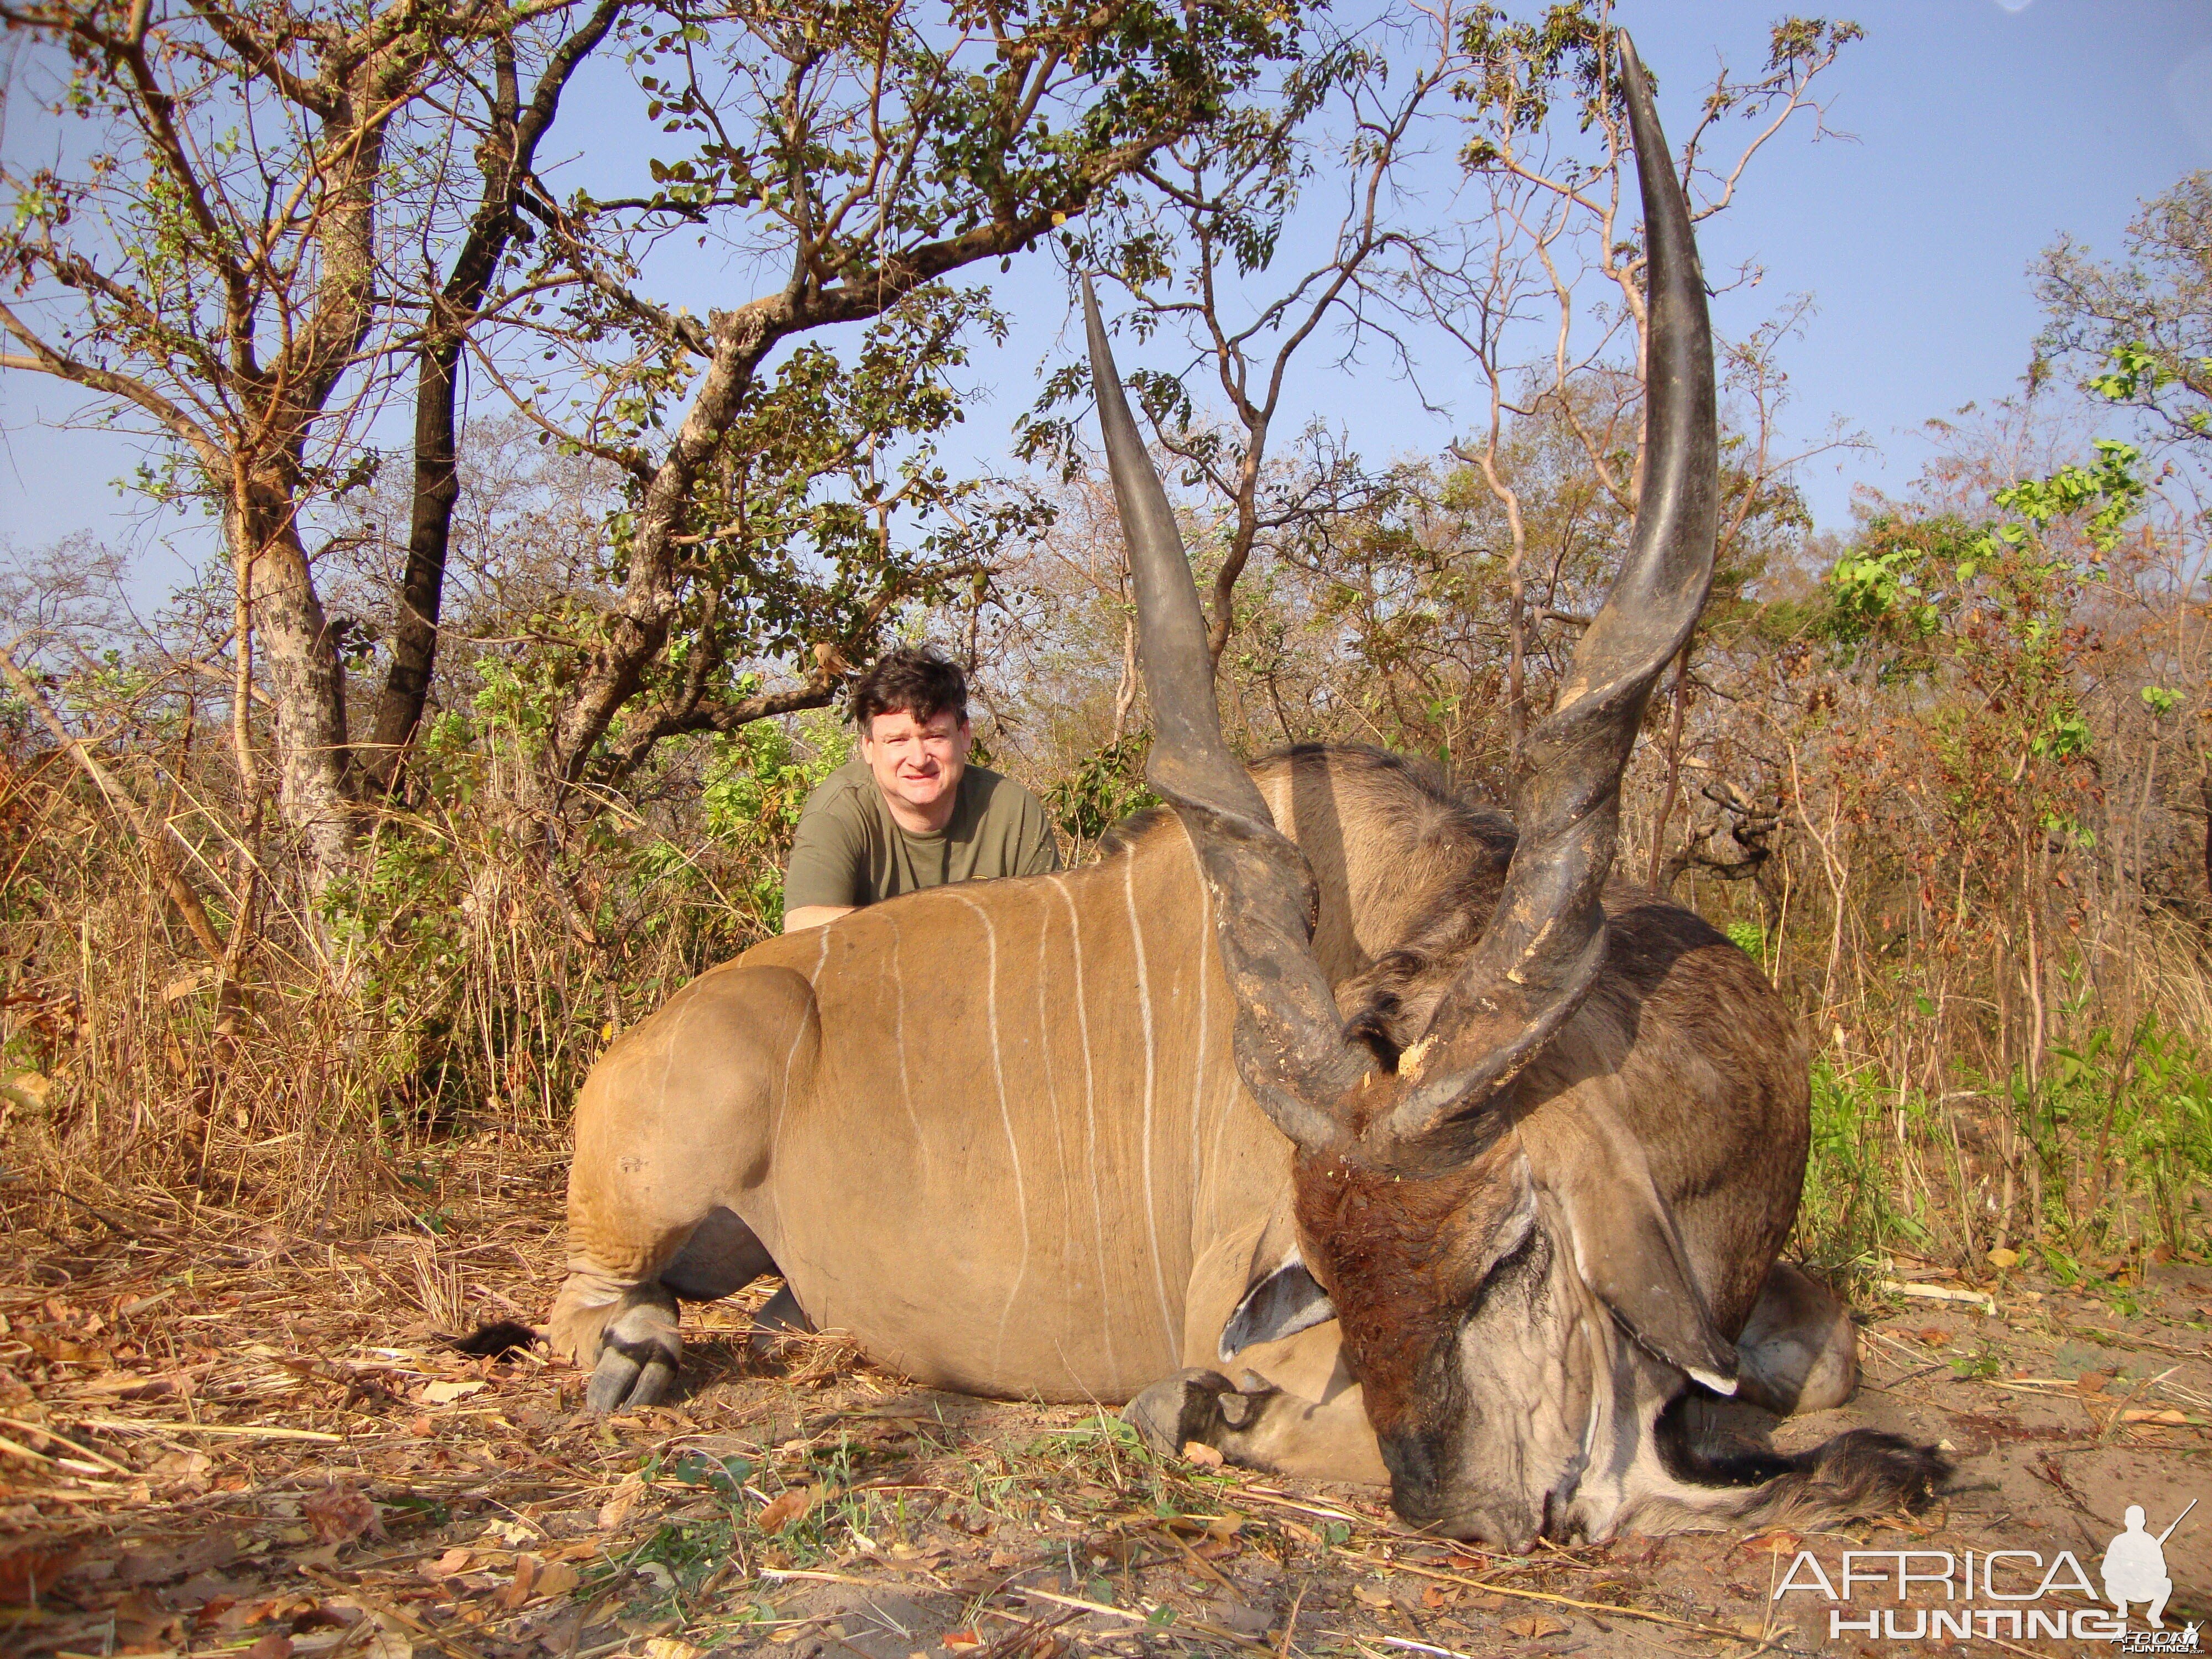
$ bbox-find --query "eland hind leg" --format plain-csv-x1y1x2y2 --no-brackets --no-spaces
1733,1261,1858,1415
550,963,818,1411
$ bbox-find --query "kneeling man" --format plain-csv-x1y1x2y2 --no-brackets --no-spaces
782,647,1060,933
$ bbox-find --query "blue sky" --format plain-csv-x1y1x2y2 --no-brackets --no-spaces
3,0,2209,582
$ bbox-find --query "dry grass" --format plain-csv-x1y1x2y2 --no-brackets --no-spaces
2,1136,2207,1659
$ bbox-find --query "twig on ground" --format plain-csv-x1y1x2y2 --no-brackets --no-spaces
1361,1554,1818,1655
69,1415,345,1443
0,1415,133,1473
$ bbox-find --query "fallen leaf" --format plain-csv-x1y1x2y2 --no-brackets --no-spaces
1461,1594,1506,1612
1731,1616,1768,1639
534,1560,581,1599
643,1639,705,1659
1421,1585,1452,1611
2074,1371,2115,1397
364,1630,413,1659
421,1379,485,1405
243,1636,294,1659
2121,1408,2188,1425
1179,1441,1224,1470
420,1548,472,1579
0,1072,49,1113
1502,1614,1566,1638
0,1543,76,1605
498,1555,540,1610
1743,1530,1801,1556
153,1448,213,1485
942,1631,983,1651
598,1472,645,1531
1350,1582,1394,1609
119,1532,238,1587
755,1487,814,1532
304,1485,384,1546
1987,1247,2021,1270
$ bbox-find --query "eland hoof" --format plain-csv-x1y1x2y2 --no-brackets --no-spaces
585,1287,680,1413
746,1282,815,1363
1124,1368,1275,1460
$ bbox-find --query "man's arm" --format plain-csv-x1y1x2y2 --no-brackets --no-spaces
781,774,869,931
1018,787,1063,876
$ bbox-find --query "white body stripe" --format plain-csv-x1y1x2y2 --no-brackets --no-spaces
949,891,1029,1374
1053,873,1118,1373
1124,854,1177,1355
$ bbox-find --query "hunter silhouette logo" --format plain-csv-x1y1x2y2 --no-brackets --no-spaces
2104,1500,2193,1632
1770,1495,2201,1645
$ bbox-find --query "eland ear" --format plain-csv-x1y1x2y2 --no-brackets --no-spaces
1219,1251,1337,1362
1535,1115,1739,1394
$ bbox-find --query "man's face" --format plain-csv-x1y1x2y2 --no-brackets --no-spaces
860,705,969,826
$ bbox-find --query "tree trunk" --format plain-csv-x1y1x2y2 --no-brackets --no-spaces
233,486,354,889
539,304,781,798
366,9,621,790
367,332,463,788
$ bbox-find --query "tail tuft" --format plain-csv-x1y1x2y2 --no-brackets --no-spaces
447,1321,542,1360
1653,1399,1952,1532
1754,1430,1952,1521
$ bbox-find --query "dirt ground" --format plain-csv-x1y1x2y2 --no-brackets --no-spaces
4,1138,2208,1659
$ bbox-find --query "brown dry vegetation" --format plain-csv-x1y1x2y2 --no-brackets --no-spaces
2,1142,2207,1659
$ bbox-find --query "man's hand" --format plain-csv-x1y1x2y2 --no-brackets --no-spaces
784,905,855,933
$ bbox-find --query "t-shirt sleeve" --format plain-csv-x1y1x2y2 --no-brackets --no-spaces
1018,789,1063,876
783,779,871,911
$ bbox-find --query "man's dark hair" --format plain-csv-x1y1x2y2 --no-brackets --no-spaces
849,646,967,730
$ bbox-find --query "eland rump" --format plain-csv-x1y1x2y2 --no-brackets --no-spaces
544,36,1945,1547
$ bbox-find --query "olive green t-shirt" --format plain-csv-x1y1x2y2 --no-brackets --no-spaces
782,759,1062,912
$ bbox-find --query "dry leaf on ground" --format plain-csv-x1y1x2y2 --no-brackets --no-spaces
303,1485,383,1546
756,1486,814,1531
419,1547,472,1579
598,1471,645,1531
498,1554,540,1609
0,1544,76,1605
1502,1613,1566,1637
